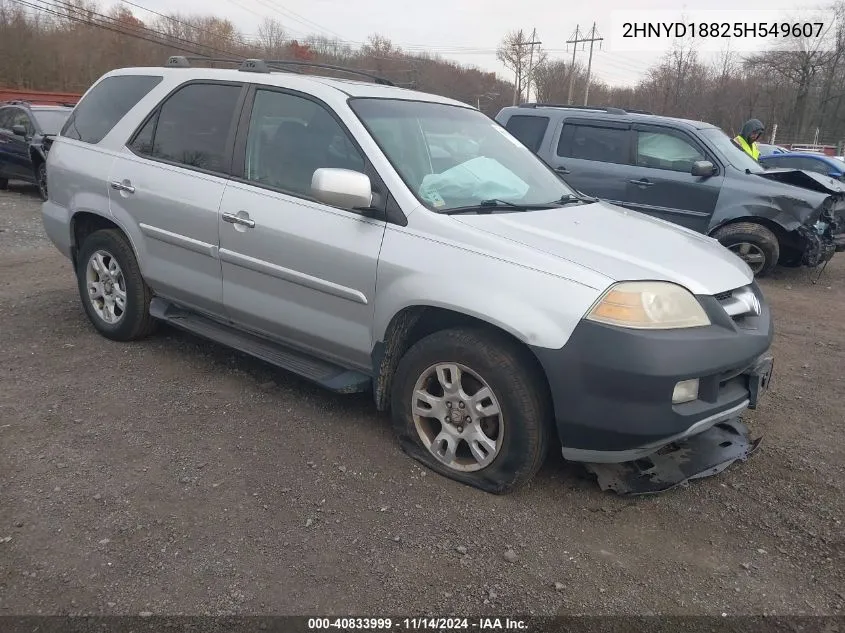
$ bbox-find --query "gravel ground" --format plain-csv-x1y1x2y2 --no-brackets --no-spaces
1,181,843,617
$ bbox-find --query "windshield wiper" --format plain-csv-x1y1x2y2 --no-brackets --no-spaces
442,199,561,215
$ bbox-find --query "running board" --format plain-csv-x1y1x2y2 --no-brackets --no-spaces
149,298,372,393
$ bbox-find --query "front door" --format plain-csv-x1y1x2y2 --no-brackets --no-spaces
624,124,724,233
0,107,33,180
218,87,386,370
107,80,246,317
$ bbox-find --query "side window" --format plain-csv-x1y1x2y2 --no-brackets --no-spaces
62,74,163,144
243,89,366,198
800,158,831,174
557,123,630,164
9,109,34,136
504,115,549,152
0,108,12,130
131,82,242,174
635,129,706,172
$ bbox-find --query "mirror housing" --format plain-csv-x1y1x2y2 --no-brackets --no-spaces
691,160,716,177
12,125,27,138
311,168,373,211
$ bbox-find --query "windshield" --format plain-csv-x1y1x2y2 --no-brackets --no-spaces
348,98,576,211
699,127,764,173
33,109,71,135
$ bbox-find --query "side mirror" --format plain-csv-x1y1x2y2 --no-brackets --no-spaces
311,168,373,211
12,125,27,137
691,160,715,177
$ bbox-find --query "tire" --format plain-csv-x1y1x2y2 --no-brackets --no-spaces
35,162,48,201
712,222,780,277
0,177,8,190
76,228,156,341
390,327,551,494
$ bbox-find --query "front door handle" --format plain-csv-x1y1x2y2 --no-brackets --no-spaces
110,180,135,193
629,178,654,187
222,211,255,228
555,166,570,174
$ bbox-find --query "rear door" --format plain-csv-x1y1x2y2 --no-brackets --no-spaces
550,118,633,203
108,80,246,318
623,124,724,232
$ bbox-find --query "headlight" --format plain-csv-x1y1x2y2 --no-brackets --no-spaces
586,281,711,329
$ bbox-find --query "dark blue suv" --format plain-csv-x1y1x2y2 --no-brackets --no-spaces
0,101,74,200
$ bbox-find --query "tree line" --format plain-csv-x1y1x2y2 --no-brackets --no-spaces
1,0,844,147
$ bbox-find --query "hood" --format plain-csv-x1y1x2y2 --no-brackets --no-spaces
452,201,753,296
741,119,764,139
757,167,845,196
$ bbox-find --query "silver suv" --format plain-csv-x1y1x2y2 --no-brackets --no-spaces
42,57,774,494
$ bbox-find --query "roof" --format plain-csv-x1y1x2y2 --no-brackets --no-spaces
499,104,718,130
106,65,471,109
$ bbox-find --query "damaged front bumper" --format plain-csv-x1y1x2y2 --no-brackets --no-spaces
585,418,762,495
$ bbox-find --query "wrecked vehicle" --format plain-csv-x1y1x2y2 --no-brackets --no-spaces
0,100,74,201
495,103,844,277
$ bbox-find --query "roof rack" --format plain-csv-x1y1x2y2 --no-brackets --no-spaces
164,55,395,86
0,98,76,108
517,102,653,115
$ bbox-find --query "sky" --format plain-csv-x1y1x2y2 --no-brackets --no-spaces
105,0,838,90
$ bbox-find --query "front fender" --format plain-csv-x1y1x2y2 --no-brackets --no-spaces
373,229,605,352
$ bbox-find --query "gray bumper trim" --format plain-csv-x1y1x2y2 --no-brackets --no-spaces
560,399,750,464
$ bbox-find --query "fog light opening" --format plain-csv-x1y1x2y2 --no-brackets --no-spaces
673,378,700,404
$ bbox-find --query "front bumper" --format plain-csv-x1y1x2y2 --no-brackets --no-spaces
530,283,774,464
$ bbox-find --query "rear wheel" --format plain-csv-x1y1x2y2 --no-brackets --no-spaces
76,229,156,341
390,327,551,494
712,222,780,277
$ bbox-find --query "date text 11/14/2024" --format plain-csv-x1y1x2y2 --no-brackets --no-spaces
307,618,529,630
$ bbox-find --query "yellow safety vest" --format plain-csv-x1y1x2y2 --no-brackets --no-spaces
734,135,760,160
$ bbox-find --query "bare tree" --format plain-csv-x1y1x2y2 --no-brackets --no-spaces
497,29,534,105
257,17,286,58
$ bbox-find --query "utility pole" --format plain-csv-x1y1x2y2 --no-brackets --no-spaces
582,22,603,106
526,27,537,102
510,31,542,105
566,25,582,105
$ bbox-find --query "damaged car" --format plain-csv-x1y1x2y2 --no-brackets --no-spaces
495,103,844,277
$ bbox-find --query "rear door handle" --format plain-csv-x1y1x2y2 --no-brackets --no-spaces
555,166,570,174
110,180,135,193
222,211,255,228
629,178,654,187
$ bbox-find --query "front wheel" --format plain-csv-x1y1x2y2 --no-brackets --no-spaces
36,162,48,201
712,222,780,277
390,327,551,494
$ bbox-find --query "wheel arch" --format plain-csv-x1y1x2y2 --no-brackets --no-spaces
709,214,804,251
69,211,142,273
371,305,554,416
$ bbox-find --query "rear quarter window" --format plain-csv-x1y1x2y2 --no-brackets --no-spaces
61,74,163,144
503,115,550,152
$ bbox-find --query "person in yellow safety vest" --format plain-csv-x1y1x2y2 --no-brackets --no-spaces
733,119,765,161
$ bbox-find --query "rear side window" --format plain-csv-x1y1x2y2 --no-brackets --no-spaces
558,123,630,164
504,115,549,152
61,74,162,144
129,82,242,174
0,107,14,130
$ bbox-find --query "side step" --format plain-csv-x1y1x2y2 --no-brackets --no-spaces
149,298,372,394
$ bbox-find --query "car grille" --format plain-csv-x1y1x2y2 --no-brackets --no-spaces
715,285,761,320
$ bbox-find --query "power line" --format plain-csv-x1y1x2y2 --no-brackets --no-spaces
566,22,603,105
